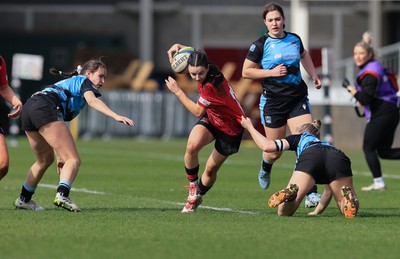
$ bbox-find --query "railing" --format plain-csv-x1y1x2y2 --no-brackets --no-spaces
333,41,400,82
78,91,198,139
305,41,400,106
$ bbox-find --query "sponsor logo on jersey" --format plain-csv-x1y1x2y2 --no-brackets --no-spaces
199,96,210,107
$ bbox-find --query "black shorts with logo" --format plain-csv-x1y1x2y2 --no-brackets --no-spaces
196,115,243,156
21,93,64,131
260,94,312,128
294,145,353,184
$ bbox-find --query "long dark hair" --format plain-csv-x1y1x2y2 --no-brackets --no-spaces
188,51,221,79
50,59,107,78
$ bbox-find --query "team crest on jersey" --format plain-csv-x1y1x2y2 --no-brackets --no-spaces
291,41,297,46
249,44,256,52
199,96,210,107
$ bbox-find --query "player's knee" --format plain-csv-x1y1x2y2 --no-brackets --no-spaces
362,143,375,153
186,142,201,156
265,152,282,161
66,156,81,169
277,211,291,217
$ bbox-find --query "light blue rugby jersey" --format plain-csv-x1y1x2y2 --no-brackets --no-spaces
246,32,308,100
42,75,101,121
286,132,334,158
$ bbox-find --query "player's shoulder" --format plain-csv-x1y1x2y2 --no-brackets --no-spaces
253,34,269,45
247,34,269,54
57,75,86,89
69,75,89,84
285,32,302,41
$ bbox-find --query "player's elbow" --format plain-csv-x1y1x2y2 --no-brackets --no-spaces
193,110,204,118
242,70,251,79
192,106,206,118
86,98,98,108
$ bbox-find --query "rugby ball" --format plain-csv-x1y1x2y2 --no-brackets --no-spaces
171,47,195,73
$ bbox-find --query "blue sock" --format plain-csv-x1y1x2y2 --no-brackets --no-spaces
23,182,36,193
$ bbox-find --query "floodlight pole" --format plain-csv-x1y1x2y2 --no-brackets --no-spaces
321,47,333,144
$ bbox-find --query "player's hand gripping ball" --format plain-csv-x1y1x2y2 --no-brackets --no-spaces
171,47,195,73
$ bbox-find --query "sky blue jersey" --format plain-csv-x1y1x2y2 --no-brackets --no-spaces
245,32,308,100
285,132,334,158
42,75,101,121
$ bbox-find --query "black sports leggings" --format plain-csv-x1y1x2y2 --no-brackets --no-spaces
363,111,400,178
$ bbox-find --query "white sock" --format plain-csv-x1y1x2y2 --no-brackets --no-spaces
373,177,385,187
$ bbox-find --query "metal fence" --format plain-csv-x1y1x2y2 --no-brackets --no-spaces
78,91,198,139
334,41,400,83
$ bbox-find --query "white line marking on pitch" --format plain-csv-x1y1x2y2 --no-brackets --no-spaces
174,202,257,215
36,185,257,214
352,170,400,180
38,183,106,195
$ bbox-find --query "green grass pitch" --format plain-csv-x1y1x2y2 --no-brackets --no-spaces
1,137,399,259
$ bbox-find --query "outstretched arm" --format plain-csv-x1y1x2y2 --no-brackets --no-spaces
164,76,205,118
241,115,289,152
84,91,135,126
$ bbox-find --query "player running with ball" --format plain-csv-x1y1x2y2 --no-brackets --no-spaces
166,44,245,213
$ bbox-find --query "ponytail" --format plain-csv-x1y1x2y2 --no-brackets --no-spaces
49,59,106,79
355,31,375,61
49,66,81,78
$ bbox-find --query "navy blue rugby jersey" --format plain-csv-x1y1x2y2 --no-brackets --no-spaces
245,32,308,101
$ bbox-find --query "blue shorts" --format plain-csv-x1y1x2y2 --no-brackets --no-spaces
259,94,312,128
